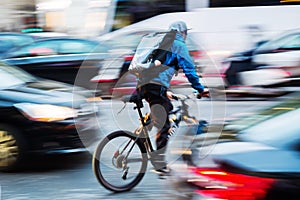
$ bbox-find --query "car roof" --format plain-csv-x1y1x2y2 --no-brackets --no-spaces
32,37,100,43
98,28,166,41
27,32,69,38
0,32,34,36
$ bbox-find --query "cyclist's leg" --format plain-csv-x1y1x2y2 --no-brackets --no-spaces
151,112,170,170
142,84,173,171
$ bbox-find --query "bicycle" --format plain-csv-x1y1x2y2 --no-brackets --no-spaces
92,92,208,192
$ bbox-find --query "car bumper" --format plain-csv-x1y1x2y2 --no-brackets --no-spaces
22,114,98,154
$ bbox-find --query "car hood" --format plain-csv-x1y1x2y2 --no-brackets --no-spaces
195,140,300,178
0,80,89,108
214,148,300,178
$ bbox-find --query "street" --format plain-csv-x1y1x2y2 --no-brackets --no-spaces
0,152,179,200
0,96,283,200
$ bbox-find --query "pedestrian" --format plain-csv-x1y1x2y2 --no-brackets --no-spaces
136,21,208,175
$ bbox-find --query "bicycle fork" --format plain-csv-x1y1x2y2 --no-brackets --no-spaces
118,107,156,180
116,137,138,180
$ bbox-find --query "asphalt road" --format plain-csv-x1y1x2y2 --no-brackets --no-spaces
0,96,284,200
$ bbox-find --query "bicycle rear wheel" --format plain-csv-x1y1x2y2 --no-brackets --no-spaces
93,130,148,192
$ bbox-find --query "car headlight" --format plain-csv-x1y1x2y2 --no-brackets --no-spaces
14,103,78,122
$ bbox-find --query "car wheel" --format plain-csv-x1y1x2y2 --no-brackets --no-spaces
0,124,27,172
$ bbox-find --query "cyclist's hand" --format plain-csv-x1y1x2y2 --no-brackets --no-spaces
167,91,174,100
154,60,162,66
197,88,210,99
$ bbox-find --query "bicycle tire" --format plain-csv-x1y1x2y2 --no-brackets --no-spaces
93,130,148,192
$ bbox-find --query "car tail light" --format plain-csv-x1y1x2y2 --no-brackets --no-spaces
282,70,291,77
189,167,275,200
124,55,134,62
190,50,205,59
90,77,117,83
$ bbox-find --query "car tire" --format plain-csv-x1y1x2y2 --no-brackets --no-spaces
0,123,27,172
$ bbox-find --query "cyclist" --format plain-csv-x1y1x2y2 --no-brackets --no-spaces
136,21,208,176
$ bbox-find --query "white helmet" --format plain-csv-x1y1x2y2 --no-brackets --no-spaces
169,21,190,34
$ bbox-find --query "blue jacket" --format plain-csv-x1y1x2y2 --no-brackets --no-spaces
138,33,204,92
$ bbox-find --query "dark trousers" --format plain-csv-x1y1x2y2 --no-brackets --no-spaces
138,84,173,154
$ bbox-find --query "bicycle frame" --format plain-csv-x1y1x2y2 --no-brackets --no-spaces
133,104,155,155
122,94,200,162
117,102,154,167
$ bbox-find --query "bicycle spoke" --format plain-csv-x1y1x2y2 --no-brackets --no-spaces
93,131,148,192
127,158,144,163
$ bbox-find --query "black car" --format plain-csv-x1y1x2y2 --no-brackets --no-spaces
0,62,98,172
171,92,300,199
2,37,109,89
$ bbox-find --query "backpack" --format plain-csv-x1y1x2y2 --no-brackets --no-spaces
128,30,176,77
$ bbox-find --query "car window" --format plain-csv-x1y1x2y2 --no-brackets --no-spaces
58,40,98,54
257,32,300,51
5,41,59,58
5,39,108,58
92,44,109,53
279,34,300,49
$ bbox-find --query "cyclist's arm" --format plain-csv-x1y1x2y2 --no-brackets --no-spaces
177,52,204,93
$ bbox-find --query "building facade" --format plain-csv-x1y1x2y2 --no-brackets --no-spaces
1,0,298,37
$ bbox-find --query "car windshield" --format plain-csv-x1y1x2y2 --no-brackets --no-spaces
0,62,36,89
256,31,300,51
238,93,300,150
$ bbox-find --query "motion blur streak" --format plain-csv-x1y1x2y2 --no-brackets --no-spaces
190,167,275,200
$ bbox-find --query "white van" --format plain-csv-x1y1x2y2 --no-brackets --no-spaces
103,5,300,62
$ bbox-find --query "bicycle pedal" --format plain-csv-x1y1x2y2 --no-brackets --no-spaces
158,174,168,180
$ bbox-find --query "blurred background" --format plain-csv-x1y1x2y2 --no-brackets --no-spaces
1,1,300,200
1,0,299,36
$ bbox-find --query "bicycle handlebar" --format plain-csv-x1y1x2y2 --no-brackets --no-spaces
171,89,210,101
121,88,209,108
171,93,194,101
121,91,208,104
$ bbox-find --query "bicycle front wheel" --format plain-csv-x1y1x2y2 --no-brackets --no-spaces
93,130,148,192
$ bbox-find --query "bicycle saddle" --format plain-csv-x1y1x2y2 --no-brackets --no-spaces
121,94,144,108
